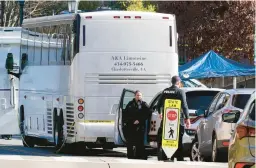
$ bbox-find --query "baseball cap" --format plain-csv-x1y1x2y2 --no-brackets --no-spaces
171,75,181,84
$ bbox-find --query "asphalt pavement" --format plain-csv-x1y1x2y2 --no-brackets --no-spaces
0,136,228,168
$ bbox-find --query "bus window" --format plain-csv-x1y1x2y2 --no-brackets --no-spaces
27,28,35,65
34,27,41,65
41,27,50,65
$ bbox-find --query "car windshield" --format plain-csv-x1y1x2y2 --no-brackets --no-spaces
232,94,251,109
186,91,220,110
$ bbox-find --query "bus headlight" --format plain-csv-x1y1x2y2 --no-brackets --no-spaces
78,113,84,119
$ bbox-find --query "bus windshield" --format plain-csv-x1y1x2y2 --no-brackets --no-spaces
82,21,174,52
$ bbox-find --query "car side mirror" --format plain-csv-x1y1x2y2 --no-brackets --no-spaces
222,110,240,123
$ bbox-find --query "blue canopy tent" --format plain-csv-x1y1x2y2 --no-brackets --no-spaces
179,50,255,88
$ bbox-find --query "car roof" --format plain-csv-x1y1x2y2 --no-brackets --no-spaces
181,87,224,92
154,87,224,96
223,88,255,95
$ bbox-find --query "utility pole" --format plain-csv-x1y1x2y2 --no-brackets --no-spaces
19,0,25,26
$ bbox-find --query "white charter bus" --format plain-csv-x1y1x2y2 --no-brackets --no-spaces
18,11,179,150
0,27,21,138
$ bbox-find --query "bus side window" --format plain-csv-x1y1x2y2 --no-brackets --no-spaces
21,28,28,67
72,14,80,60
21,53,28,70
65,24,72,65
33,27,41,65
28,27,36,65
41,27,50,65
49,25,57,65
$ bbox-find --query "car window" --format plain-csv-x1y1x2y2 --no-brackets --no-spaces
150,94,161,110
186,91,220,110
215,93,230,111
249,102,255,121
207,93,221,115
232,94,251,109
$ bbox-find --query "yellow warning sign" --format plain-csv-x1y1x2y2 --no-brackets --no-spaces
162,99,181,149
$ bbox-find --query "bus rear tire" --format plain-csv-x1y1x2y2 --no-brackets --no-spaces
54,116,64,152
103,145,114,151
22,136,35,148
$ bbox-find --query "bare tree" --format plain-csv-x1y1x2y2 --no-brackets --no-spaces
2,1,68,27
157,1,255,63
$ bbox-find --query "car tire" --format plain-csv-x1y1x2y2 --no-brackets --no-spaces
190,138,202,161
212,135,226,162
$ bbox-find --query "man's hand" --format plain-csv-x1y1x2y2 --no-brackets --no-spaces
159,113,162,120
134,120,139,124
185,119,191,128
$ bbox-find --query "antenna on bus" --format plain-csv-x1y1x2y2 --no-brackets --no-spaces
68,0,80,13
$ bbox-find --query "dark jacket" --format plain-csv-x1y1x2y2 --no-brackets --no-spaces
157,85,189,126
123,98,151,131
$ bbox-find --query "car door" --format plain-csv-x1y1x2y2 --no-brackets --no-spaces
247,101,255,157
148,93,162,140
198,93,220,154
114,88,135,145
204,93,227,150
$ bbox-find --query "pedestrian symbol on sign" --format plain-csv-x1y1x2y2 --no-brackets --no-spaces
168,127,174,138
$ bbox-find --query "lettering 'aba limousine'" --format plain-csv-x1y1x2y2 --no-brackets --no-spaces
3,11,178,150
111,56,147,61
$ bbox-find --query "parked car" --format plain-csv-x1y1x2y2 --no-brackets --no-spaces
222,91,255,168
193,88,254,162
181,79,208,88
146,87,223,160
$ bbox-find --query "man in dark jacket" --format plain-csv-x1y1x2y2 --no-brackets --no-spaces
157,75,190,161
123,90,151,160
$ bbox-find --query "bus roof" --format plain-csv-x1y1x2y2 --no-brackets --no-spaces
80,11,175,20
22,11,175,28
22,13,75,28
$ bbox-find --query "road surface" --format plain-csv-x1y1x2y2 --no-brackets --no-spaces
0,136,228,168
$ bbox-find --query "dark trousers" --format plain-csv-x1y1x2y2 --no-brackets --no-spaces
171,124,185,160
126,127,146,159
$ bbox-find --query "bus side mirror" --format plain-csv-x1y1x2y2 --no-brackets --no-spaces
5,53,14,72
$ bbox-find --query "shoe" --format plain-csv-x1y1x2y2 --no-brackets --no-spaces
177,157,184,161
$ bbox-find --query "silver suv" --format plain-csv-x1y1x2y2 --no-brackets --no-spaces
193,88,254,162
